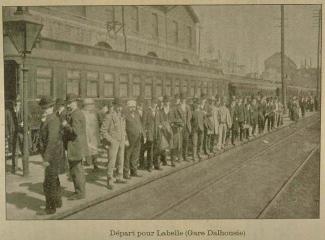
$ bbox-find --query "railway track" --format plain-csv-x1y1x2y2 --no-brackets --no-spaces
150,117,320,219
66,114,320,219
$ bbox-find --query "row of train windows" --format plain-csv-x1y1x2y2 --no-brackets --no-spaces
35,68,212,98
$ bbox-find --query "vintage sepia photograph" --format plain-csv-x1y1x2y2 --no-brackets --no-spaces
2,3,321,222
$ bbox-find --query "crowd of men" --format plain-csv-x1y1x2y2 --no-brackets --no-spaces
5,92,317,215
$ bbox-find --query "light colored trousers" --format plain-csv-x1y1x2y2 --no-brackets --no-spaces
218,123,227,147
107,139,124,180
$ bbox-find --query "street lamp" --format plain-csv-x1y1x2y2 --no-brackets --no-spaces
4,7,43,176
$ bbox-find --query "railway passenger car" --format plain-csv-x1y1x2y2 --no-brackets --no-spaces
4,37,226,154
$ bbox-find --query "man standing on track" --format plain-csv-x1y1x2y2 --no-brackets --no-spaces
62,94,88,200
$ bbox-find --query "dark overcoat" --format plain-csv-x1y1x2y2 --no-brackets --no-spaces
40,113,66,174
143,108,159,142
175,104,192,133
191,108,204,132
63,109,89,161
125,111,144,144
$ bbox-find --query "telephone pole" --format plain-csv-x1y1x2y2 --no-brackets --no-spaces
317,9,321,110
281,5,287,112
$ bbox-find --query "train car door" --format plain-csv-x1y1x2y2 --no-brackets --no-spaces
4,60,19,103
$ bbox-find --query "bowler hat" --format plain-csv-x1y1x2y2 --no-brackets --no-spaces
39,96,54,109
66,93,79,103
163,95,170,103
106,100,113,108
179,92,186,100
200,93,207,99
192,97,200,105
55,98,65,106
113,98,122,106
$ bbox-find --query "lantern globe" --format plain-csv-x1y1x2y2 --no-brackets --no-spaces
4,9,43,54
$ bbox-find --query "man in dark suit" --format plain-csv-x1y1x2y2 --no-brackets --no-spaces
155,95,175,167
141,98,159,172
191,98,204,161
124,100,144,178
236,98,246,141
39,96,66,214
62,93,88,200
6,96,24,173
249,98,259,137
175,93,192,162
137,98,147,170
202,95,213,156
229,98,238,145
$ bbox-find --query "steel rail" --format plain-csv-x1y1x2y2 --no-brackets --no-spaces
150,119,320,219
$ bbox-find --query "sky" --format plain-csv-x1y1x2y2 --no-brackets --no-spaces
193,5,321,73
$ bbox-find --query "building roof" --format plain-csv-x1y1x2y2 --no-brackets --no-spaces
163,5,199,23
264,52,297,69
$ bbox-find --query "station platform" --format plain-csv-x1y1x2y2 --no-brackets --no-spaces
5,111,318,220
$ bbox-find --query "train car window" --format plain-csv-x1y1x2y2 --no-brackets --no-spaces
36,67,52,97
104,73,114,98
119,74,129,98
189,81,195,96
196,82,202,96
132,76,141,97
202,81,208,94
145,77,153,99
156,78,163,98
86,72,99,97
174,80,180,95
182,80,187,93
67,70,81,95
165,79,172,97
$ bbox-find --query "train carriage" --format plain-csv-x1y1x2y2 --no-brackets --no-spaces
4,37,227,154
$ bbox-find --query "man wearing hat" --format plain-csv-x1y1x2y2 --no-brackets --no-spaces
202,95,214,156
124,99,144,178
191,97,204,161
100,98,127,189
137,97,147,170
39,96,65,214
141,98,160,171
62,93,88,200
217,97,232,150
9,95,24,173
82,98,100,171
156,95,176,167
174,92,192,162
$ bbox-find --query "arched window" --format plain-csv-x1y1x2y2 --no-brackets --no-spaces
95,42,113,49
182,58,190,64
147,51,158,58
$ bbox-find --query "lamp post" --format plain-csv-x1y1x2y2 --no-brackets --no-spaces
4,6,43,176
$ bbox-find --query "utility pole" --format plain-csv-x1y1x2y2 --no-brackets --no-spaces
317,9,322,110
281,5,287,112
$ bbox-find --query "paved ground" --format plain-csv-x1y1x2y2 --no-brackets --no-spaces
67,113,320,220
5,112,319,220
260,148,320,219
